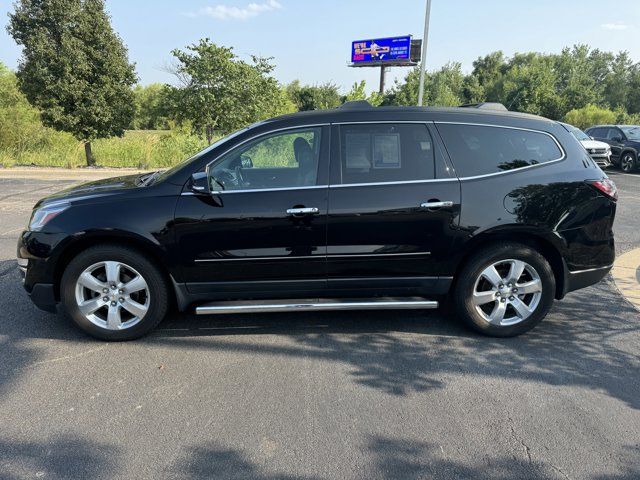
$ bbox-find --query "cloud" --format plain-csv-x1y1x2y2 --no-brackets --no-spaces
601,22,630,31
190,0,283,21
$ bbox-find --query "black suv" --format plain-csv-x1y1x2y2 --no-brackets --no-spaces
18,103,617,340
585,125,640,172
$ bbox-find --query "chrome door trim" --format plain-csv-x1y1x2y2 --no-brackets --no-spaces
194,251,433,263
196,298,439,315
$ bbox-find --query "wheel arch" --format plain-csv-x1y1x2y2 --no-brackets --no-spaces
451,230,567,300
52,231,175,305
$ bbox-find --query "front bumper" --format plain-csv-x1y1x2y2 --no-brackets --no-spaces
18,230,66,313
589,153,611,168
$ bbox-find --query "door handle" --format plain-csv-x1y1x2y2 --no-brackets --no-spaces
420,201,454,209
286,207,319,216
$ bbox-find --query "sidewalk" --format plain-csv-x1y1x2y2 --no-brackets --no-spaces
612,248,640,312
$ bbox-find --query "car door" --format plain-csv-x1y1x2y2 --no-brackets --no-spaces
325,122,460,294
174,125,330,296
605,127,625,160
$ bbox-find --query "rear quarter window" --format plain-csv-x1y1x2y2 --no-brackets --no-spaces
436,124,564,178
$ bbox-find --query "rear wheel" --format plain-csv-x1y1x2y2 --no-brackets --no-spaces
61,245,169,340
620,152,637,173
454,243,555,337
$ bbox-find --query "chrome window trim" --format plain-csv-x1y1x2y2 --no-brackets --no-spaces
435,121,567,181
210,185,329,195
329,178,457,189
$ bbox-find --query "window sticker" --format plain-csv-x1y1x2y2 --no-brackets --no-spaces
373,133,401,168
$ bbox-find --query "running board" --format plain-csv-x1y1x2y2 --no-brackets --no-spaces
195,297,439,315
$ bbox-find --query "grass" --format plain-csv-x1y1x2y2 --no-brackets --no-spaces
0,129,209,169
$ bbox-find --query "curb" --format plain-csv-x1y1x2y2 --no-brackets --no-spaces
0,167,151,181
611,248,640,312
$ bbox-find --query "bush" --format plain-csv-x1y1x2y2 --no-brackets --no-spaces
564,104,617,129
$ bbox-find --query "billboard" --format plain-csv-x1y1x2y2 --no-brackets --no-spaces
351,36,412,66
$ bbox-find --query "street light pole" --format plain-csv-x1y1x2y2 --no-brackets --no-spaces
417,0,432,106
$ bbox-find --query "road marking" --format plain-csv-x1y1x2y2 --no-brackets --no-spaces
611,247,640,312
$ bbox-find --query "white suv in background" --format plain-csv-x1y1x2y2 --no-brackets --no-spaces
561,122,611,168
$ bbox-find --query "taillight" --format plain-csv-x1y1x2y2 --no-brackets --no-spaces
588,179,618,201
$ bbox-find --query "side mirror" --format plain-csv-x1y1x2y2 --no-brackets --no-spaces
190,171,209,194
613,136,624,143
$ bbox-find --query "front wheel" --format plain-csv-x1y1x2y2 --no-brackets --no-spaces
61,245,169,340
454,243,556,337
620,152,637,173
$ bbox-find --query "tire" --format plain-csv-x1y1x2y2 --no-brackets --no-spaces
453,243,556,337
61,245,169,340
620,151,637,173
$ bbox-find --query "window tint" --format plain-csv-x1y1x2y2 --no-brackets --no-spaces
437,124,563,177
338,124,434,184
591,128,606,138
606,128,622,140
209,128,321,191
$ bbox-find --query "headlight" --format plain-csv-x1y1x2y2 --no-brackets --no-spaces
29,203,69,231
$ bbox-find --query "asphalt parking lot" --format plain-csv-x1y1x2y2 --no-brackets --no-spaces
0,169,638,479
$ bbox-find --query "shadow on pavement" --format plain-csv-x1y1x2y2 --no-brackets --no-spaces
1,253,639,410
0,434,120,479
167,436,640,480
147,278,640,408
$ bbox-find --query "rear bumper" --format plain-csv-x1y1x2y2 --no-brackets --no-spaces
562,264,612,297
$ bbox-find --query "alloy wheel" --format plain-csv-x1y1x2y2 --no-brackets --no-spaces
74,261,150,331
621,153,635,172
472,259,543,326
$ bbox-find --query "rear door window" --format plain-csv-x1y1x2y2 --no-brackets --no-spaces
337,123,435,184
436,124,563,177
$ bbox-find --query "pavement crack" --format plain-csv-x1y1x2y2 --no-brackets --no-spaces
549,463,572,480
507,416,532,464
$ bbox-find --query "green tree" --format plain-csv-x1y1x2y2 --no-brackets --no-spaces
603,51,633,109
501,54,563,119
131,84,173,130
343,80,383,106
384,63,464,107
167,39,294,143
286,81,342,111
564,104,617,129
7,0,137,165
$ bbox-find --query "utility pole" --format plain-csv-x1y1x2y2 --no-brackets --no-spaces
417,0,432,106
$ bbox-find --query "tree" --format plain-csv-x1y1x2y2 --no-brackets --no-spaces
286,81,342,111
7,0,137,166
343,80,383,106
384,63,465,107
564,104,617,129
131,84,173,130
603,51,633,109
167,39,294,143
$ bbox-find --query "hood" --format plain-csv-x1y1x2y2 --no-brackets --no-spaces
36,173,144,208
580,139,610,150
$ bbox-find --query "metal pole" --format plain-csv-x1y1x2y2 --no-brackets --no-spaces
379,65,386,95
417,0,432,106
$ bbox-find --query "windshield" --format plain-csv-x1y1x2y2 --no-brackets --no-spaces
567,124,590,141
621,126,640,141
153,126,252,182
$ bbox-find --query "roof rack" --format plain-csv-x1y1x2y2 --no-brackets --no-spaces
459,102,508,111
338,100,372,110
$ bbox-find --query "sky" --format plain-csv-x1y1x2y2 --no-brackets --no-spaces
1,0,639,94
